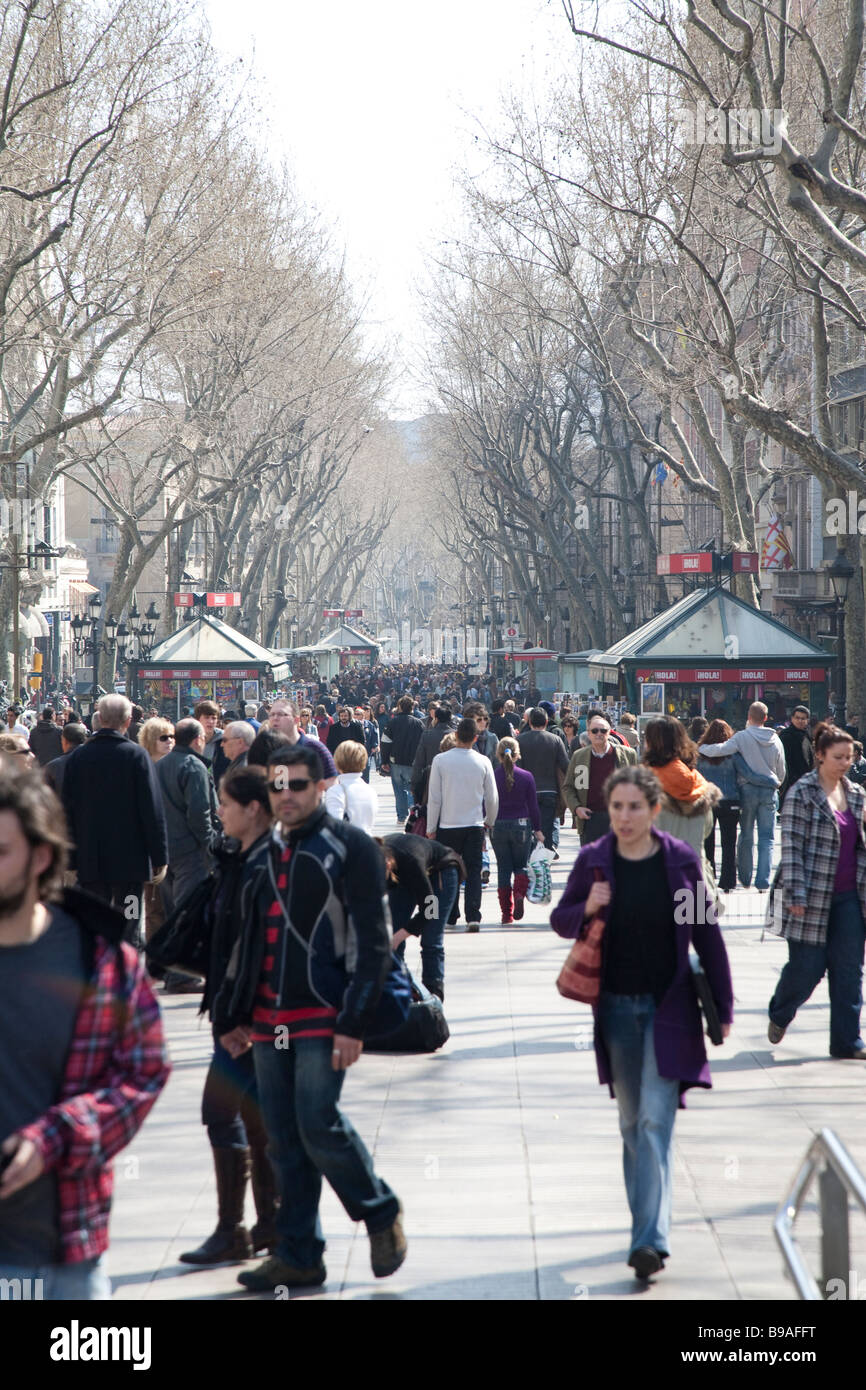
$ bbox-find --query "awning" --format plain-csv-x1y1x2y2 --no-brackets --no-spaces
68,579,100,594
19,606,50,639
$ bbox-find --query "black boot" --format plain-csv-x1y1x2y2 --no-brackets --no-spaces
249,1140,279,1254
179,1147,253,1265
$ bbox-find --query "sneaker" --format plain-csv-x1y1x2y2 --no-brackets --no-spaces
628,1246,662,1279
830,1044,866,1060
237,1255,326,1292
163,971,205,994
369,1204,407,1278
481,868,490,885
466,921,481,932
768,1020,786,1045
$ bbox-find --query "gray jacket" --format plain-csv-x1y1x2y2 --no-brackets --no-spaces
698,724,786,788
517,728,569,793
157,746,219,860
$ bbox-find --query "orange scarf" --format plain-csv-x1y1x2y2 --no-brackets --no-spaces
653,758,708,805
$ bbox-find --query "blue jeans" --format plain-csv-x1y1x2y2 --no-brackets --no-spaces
598,993,680,1257
0,1255,110,1300
490,819,532,888
390,764,414,822
737,785,777,888
393,865,458,993
769,891,866,1055
253,1038,399,1269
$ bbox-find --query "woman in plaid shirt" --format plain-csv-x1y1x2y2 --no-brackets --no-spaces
768,723,866,1060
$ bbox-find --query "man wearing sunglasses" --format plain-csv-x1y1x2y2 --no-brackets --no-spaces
219,743,406,1294
564,712,637,845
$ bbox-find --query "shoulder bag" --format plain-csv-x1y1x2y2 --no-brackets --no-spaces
688,950,723,1045
364,971,450,1054
556,868,606,1004
145,874,215,979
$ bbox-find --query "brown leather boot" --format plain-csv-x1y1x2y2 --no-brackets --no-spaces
179,1147,253,1265
249,1139,279,1254
512,873,529,920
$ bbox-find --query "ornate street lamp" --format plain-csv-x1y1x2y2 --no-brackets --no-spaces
826,554,858,728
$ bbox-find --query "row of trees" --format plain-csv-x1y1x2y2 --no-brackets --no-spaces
0,0,391,685
425,0,866,716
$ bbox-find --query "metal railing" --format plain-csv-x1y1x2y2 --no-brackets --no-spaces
775,1127,866,1299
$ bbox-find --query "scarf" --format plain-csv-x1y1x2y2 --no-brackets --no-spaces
653,758,708,805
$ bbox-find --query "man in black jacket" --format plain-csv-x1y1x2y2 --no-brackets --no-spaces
380,695,424,822
44,722,88,797
325,705,365,755
518,707,568,850
411,704,457,805
220,744,406,1294
61,694,168,947
779,705,815,802
28,707,63,766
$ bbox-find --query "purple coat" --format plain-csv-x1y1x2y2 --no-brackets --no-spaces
550,830,733,1106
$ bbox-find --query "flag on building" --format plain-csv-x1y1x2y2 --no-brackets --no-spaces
760,515,795,571
651,460,668,486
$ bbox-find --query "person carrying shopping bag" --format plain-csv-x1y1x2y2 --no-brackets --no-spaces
551,764,733,1280
491,737,543,923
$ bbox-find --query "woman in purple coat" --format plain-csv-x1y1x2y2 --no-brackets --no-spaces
492,737,543,923
551,765,733,1281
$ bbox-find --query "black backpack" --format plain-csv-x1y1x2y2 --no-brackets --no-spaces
145,876,215,980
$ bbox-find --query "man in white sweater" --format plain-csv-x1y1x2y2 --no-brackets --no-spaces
426,717,499,930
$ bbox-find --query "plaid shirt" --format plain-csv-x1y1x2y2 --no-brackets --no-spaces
16,933,170,1264
772,771,866,945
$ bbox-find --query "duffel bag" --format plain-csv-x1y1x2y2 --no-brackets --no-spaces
364,974,450,1054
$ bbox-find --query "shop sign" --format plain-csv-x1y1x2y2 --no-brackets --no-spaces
136,667,261,679
635,667,827,682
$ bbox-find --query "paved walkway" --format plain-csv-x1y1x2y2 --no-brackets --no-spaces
109,781,866,1300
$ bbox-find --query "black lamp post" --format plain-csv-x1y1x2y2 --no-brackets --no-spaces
70,592,115,708
827,554,857,728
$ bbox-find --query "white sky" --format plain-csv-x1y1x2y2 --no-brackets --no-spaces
199,0,573,415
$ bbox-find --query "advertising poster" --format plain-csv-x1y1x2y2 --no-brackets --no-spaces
640,682,664,715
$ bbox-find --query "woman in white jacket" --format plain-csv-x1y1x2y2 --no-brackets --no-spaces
325,739,378,834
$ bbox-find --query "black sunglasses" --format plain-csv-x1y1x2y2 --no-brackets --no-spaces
268,777,312,793
158,734,174,742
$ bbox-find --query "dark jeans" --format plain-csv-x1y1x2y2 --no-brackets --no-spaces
536,791,558,850
769,891,866,1055
253,1038,399,1269
392,864,458,993
491,819,532,888
437,825,485,923
162,846,211,918
704,801,740,892
580,810,611,847
78,879,143,947
202,1030,266,1150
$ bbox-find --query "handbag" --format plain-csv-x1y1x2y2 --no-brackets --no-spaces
688,950,723,1046
556,869,606,1004
405,804,428,837
145,874,215,979
364,972,450,1054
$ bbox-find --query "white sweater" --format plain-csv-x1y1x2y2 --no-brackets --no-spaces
426,746,499,833
324,772,377,834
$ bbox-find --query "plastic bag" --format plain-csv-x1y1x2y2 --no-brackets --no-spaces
527,842,553,904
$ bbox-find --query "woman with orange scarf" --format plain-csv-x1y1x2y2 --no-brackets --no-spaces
643,717,721,889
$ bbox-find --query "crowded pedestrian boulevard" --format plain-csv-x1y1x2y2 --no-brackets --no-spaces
98,770,865,1303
